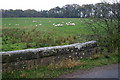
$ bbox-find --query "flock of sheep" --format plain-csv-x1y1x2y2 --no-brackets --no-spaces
33,20,76,27
53,21,76,27
5,20,76,27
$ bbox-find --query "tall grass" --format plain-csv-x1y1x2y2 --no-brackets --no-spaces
48,58,85,69
2,27,79,51
2,18,90,51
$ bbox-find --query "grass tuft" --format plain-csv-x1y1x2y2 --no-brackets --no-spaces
48,59,85,69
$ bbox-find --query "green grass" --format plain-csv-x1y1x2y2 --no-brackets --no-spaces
2,18,90,35
2,18,92,51
2,53,119,78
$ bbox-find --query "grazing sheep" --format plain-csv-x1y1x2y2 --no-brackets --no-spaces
32,20,37,23
53,23,55,26
66,22,75,26
69,23,75,26
54,23,63,27
15,24,19,26
39,24,42,26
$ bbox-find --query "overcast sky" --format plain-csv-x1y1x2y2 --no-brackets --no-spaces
1,0,103,10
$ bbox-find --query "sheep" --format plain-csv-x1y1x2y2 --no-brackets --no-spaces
53,23,63,27
66,22,75,26
69,23,75,26
32,20,37,23
39,24,42,26
15,24,19,26
56,24,63,27
58,24,63,27
53,23,55,26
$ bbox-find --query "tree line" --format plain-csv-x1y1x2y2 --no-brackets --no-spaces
1,2,119,18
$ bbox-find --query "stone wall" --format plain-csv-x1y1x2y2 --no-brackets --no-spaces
0,41,97,72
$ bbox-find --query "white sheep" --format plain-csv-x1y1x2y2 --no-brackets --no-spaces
32,20,37,23
53,23,55,26
15,24,19,26
39,24,42,26
54,24,63,27
69,23,75,26
66,22,75,26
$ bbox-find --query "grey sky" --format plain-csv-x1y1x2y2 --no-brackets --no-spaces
1,0,103,10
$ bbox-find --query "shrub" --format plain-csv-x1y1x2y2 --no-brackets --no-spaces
84,18,119,53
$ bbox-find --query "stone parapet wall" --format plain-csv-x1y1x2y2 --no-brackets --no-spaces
0,41,97,72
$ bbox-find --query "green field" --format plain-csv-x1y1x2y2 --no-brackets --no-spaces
2,18,119,78
2,18,92,51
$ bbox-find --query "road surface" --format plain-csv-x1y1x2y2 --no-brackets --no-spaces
59,63,119,78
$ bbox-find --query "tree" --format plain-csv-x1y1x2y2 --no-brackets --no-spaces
84,1,120,53
49,7,62,18
1,2,119,18
82,4,93,18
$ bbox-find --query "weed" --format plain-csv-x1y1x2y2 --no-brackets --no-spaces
48,58,85,69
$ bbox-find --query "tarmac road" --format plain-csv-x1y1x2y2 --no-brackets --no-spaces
59,63,119,78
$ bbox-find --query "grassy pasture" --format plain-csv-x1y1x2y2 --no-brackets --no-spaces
2,18,119,78
1,18,92,51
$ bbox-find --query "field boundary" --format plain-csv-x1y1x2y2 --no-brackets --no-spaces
1,41,97,72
